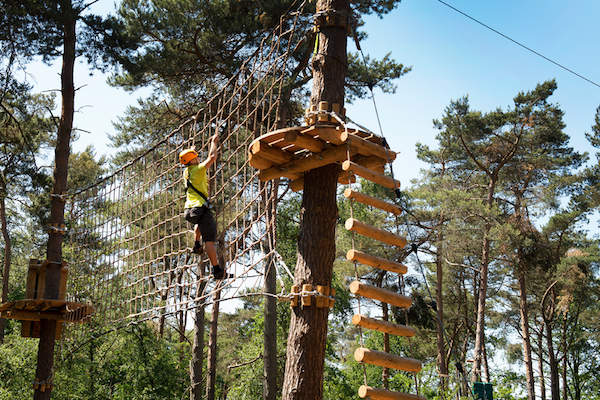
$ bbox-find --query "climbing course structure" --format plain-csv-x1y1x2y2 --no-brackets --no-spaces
248,101,425,400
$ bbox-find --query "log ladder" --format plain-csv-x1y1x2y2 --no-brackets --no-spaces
248,102,424,400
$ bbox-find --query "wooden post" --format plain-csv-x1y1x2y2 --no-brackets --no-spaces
354,347,422,373
281,1,348,399
343,188,402,215
349,281,411,308
352,314,416,337
346,249,407,274
345,218,407,248
358,386,426,400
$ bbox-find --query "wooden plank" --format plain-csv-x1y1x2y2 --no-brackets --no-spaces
341,131,396,161
349,280,411,308
358,386,426,400
352,314,416,337
342,161,400,190
344,188,402,215
251,141,293,164
259,146,351,182
284,131,324,153
248,152,273,169
290,171,354,192
346,249,407,274
301,126,343,145
354,347,422,373
345,218,407,248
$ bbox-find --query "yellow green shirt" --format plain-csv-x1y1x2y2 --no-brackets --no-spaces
183,163,209,208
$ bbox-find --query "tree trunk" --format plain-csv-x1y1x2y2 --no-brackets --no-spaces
35,3,76,399
263,181,279,400
472,178,496,382
281,1,347,399
206,284,222,400
190,266,207,400
538,323,546,400
435,237,447,391
546,321,560,400
0,192,11,343
518,269,536,400
560,317,567,400
382,296,390,389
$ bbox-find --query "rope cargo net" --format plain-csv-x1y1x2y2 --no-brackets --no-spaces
62,2,308,339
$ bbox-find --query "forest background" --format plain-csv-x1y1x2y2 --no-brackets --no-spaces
1,0,599,399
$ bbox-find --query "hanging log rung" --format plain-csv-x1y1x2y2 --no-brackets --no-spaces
345,218,407,248
349,280,411,308
341,131,396,161
354,347,422,373
352,314,416,337
343,188,402,215
342,160,400,189
346,249,407,274
358,385,426,400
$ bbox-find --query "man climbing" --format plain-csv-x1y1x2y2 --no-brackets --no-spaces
179,134,231,280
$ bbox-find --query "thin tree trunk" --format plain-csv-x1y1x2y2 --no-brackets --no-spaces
472,178,496,382
281,1,347,399
561,317,568,400
483,341,490,383
35,3,76,399
518,269,536,400
382,298,390,389
435,235,447,391
190,265,207,400
206,284,221,400
0,192,11,343
546,321,560,400
538,323,547,400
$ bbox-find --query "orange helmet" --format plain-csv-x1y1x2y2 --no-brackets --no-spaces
179,148,198,165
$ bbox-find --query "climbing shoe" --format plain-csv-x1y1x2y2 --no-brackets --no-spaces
212,266,234,280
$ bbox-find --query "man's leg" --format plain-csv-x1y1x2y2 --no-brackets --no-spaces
192,225,203,254
204,241,218,267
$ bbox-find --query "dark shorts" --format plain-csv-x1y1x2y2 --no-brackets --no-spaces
184,206,217,243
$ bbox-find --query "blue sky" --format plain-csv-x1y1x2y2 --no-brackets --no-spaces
25,0,600,190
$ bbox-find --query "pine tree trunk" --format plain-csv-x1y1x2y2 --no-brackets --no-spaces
263,181,279,400
35,3,76,399
435,237,448,391
518,269,536,400
206,285,222,400
538,323,546,400
546,321,560,400
382,295,390,389
472,178,496,382
190,266,207,400
560,318,568,400
281,1,347,399
0,192,11,343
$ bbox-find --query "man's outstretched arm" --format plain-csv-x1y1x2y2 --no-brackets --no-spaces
202,134,220,168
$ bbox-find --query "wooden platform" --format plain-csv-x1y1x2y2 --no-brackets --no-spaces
0,299,94,323
248,125,394,185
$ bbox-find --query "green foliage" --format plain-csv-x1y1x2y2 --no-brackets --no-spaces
0,333,38,400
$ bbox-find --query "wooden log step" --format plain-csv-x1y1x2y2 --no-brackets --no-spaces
345,218,407,248
349,281,411,308
301,126,344,145
346,249,407,274
343,188,402,215
342,160,400,190
259,146,351,182
354,347,422,373
341,131,396,162
251,141,293,164
284,131,324,153
358,386,426,400
352,314,416,337
248,152,273,170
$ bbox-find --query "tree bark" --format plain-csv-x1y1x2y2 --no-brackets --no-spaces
538,322,546,400
280,1,347,399
472,178,496,382
35,2,76,399
435,235,448,391
0,192,11,343
518,269,536,400
206,284,221,400
560,317,568,400
190,266,207,400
